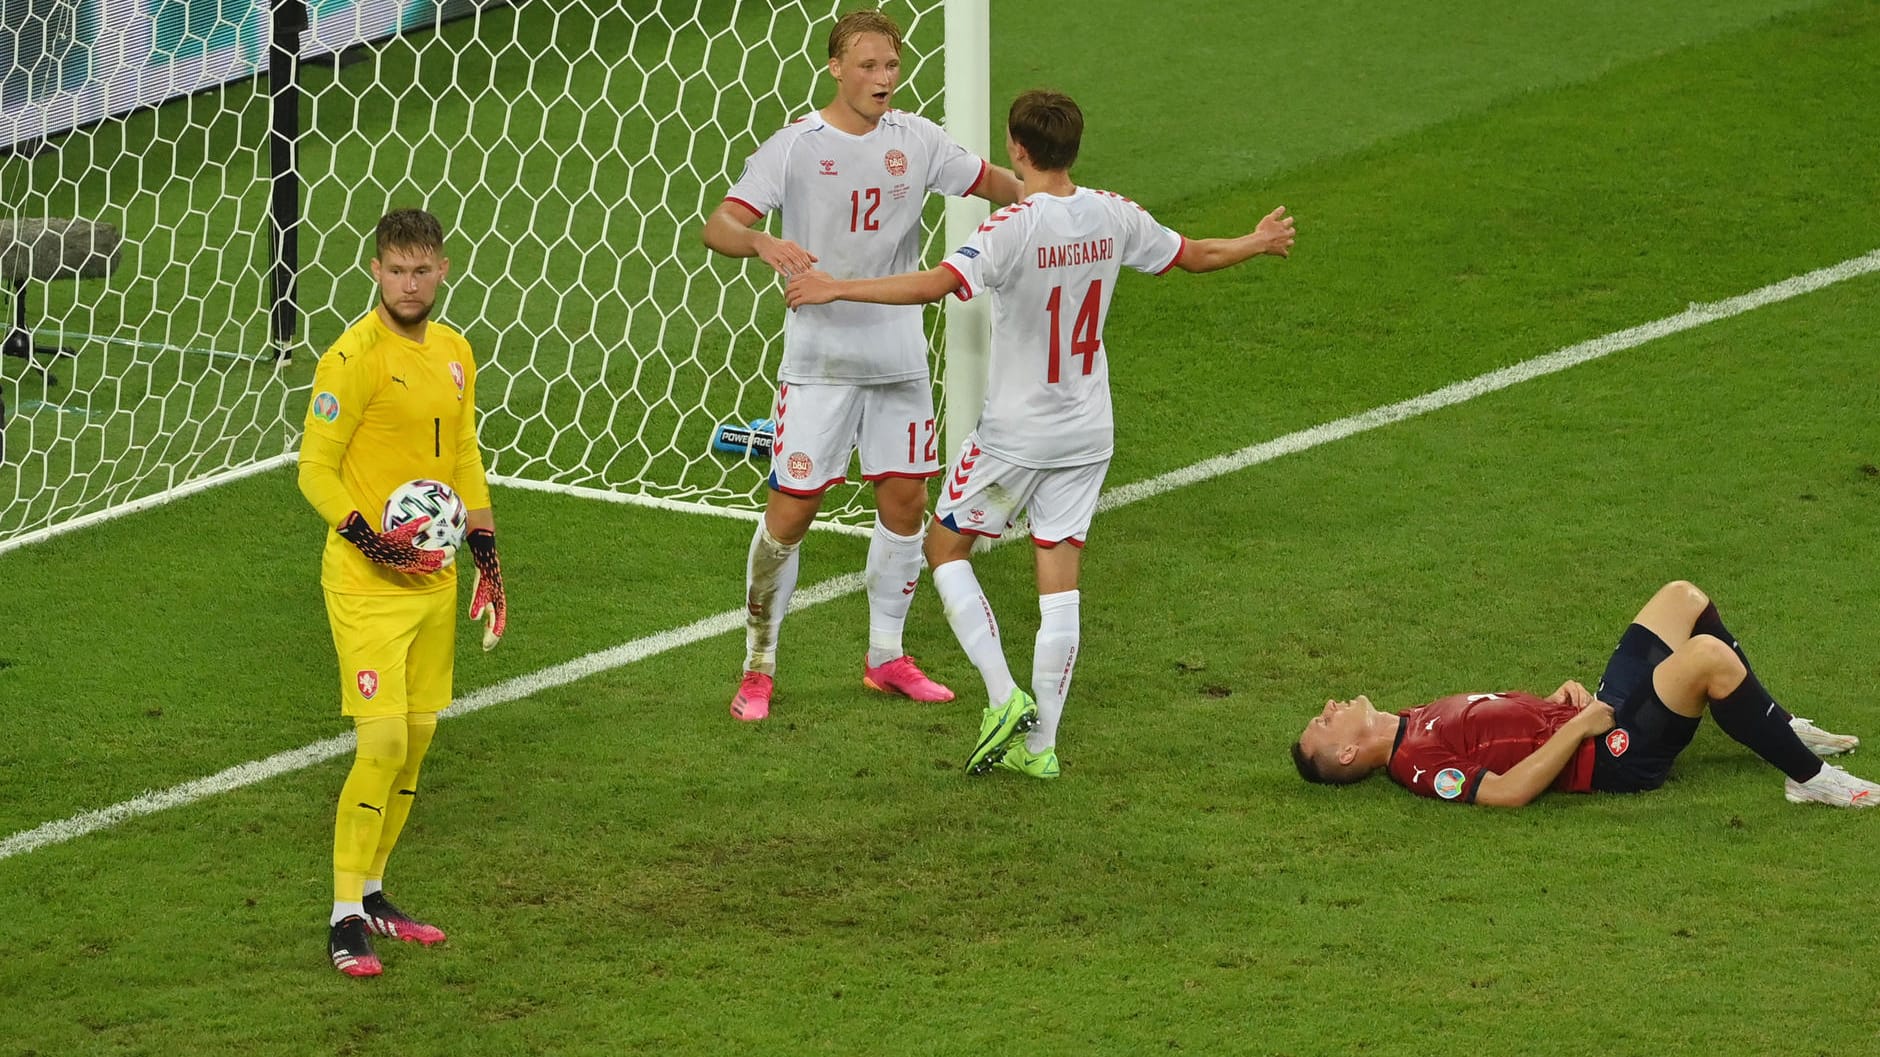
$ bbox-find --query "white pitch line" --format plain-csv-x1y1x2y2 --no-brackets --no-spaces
4,248,1877,863
489,473,876,538
0,570,864,862
1102,248,1880,510
0,452,299,559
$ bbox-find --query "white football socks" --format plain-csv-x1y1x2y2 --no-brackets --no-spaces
744,523,801,675
865,518,924,667
1029,590,1080,752
336,879,382,923
932,559,1018,706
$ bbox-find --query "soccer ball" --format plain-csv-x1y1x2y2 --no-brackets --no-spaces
381,478,469,566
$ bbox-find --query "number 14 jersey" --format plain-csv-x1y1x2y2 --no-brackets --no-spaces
940,188,1182,469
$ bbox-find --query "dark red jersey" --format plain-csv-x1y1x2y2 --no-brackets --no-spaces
1387,691,1596,803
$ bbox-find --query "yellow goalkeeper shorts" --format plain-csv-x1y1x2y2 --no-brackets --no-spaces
323,587,456,717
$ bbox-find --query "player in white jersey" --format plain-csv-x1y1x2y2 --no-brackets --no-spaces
700,8,1021,723
786,89,1296,776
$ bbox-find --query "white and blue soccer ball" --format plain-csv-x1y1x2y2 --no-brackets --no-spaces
381,478,469,566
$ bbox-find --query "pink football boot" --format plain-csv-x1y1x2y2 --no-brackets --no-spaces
862,655,956,703
730,671,774,721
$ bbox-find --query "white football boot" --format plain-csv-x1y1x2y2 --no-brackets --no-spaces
1785,763,1880,808
1788,716,1859,756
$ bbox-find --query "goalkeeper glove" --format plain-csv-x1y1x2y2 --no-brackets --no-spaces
337,511,445,574
466,528,506,650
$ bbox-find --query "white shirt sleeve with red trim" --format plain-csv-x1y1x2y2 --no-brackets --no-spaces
938,207,1018,303
907,112,988,198
1102,190,1184,275
723,124,795,218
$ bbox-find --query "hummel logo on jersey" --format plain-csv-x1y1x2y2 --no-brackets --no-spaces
1412,767,1426,783
818,159,838,176
1424,717,1439,731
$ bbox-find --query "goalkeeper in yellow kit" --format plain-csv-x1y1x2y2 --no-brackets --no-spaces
298,208,507,978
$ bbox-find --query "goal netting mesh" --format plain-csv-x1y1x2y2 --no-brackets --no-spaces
0,0,961,550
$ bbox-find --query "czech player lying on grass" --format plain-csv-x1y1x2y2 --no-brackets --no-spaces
1291,581,1874,808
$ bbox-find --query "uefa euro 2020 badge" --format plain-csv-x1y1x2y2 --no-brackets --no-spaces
1433,768,1466,800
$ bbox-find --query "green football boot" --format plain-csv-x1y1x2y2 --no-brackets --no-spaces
995,741,1060,779
966,689,1038,775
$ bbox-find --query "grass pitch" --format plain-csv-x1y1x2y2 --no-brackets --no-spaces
2,1,1878,1054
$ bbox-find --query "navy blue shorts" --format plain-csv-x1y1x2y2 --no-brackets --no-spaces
1590,623,1701,793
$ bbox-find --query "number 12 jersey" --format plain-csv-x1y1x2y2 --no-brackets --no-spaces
726,109,988,386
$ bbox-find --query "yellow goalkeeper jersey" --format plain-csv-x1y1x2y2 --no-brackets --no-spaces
302,310,493,596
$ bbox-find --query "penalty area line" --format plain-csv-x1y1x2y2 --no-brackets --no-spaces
3,247,1876,863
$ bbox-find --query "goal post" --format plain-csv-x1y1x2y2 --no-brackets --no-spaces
940,0,992,468
0,0,992,555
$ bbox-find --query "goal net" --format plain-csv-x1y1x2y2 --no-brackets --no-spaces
0,0,980,553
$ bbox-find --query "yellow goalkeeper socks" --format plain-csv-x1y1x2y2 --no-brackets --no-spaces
368,711,438,880
333,714,409,902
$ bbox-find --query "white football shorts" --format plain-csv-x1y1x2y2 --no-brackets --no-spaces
767,379,941,496
934,434,1109,547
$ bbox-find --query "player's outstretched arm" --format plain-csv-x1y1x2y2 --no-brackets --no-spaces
784,266,962,309
700,201,817,276
1173,206,1296,273
464,508,506,650
972,164,1024,207
1473,700,1615,807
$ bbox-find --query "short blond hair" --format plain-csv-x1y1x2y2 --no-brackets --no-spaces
828,8,902,59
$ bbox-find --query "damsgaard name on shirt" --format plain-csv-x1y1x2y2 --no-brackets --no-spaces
1037,238,1114,269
